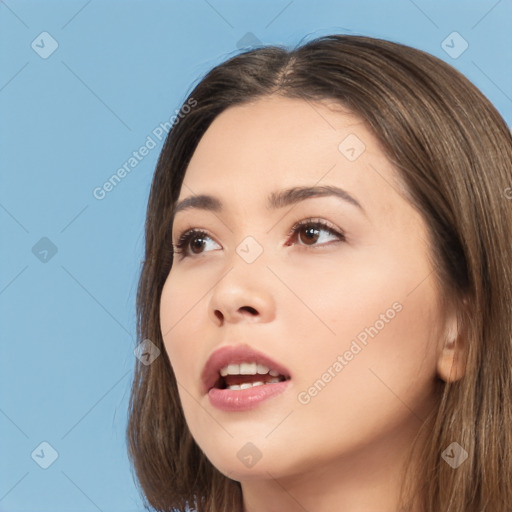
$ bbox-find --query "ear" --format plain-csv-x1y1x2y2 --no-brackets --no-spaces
436,303,466,383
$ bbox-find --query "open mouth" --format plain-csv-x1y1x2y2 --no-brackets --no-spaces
203,348,292,411
201,344,292,398
213,362,289,391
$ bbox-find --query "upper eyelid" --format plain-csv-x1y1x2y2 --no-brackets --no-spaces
174,218,339,237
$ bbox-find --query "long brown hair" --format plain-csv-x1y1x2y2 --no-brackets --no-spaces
126,34,512,511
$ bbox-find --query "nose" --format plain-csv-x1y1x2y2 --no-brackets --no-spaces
208,263,277,326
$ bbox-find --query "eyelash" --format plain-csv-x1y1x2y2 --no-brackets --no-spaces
172,218,345,259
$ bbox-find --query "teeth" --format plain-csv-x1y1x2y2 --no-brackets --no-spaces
257,364,270,374
226,379,281,391
219,362,277,377
240,362,257,375
240,382,260,389
226,363,239,375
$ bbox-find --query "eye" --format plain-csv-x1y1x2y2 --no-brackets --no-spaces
172,229,220,259
172,218,345,259
285,218,345,248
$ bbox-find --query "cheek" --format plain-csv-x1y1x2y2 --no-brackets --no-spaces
293,269,441,431
288,246,441,400
159,271,207,388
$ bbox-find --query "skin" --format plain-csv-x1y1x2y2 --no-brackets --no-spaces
159,95,464,512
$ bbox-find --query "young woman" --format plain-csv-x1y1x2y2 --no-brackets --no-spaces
127,34,512,512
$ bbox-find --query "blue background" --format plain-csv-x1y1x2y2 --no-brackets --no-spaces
1,1,511,510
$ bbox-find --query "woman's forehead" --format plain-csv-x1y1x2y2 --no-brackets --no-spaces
178,96,407,224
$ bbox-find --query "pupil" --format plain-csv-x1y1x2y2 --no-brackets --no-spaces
301,227,319,245
191,237,205,253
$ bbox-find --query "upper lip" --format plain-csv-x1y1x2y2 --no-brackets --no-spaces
201,344,292,394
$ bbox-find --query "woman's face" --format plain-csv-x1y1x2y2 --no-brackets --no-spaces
160,95,452,483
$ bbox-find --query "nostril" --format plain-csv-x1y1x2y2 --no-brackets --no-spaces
240,306,258,315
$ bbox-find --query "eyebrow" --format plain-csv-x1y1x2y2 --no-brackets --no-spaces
172,185,364,217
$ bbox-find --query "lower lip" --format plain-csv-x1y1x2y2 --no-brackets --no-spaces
208,380,290,412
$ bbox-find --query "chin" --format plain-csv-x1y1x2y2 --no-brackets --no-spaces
203,439,304,481
212,458,282,482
